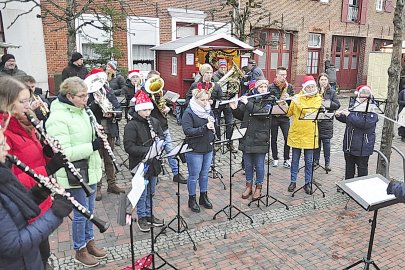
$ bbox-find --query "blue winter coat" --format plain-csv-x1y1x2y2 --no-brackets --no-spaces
336,111,378,156
0,166,63,270
387,181,405,203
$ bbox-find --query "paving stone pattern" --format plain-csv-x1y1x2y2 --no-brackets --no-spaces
48,96,405,269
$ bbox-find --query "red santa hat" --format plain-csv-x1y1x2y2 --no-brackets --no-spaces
86,68,105,78
128,69,141,80
355,85,372,96
134,90,154,112
218,59,227,68
302,75,317,89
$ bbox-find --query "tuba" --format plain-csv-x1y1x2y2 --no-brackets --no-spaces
84,72,116,117
144,76,168,117
218,61,244,98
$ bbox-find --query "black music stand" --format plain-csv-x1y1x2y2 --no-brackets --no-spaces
210,123,226,190
213,122,253,238
127,139,178,270
249,102,289,210
291,107,330,206
154,141,197,251
336,174,399,270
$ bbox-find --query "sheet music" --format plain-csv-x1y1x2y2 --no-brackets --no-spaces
346,177,396,205
144,139,165,160
128,163,146,208
232,128,247,140
163,91,180,103
163,143,192,158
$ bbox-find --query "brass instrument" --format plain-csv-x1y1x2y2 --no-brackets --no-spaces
31,94,49,117
145,76,168,118
84,72,116,117
218,61,244,97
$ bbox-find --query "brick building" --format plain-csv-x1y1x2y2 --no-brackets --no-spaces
0,0,397,92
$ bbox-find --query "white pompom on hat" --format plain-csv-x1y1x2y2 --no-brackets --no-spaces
302,75,317,89
134,90,154,112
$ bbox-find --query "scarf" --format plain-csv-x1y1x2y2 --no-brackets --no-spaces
189,97,211,119
0,164,41,221
273,78,288,92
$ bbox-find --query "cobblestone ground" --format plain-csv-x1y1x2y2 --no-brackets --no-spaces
48,96,405,269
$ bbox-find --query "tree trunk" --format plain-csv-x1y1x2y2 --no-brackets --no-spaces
66,0,77,60
376,0,404,177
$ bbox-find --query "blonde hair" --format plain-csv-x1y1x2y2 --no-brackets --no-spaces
191,89,211,100
0,76,28,113
59,76,87,96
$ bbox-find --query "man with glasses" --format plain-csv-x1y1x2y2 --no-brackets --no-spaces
268,66,295,168
0,54,27,78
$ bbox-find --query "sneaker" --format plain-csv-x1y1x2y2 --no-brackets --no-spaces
287,182,296,192
146,215,165,227
272,160,279,167
173,173,187,184
137,217,150,232
283,160,291,168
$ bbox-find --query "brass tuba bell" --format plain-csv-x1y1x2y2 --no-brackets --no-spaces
144,76,168,117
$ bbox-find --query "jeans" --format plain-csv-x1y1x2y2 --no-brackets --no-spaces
163,129,179,175
313,138,331,165
213,107,234,140
244,153,266,185
137,177,157,218
330,82,337,91
290,148,314,184
67,184,96,250
270,117,290,160
344,153,370,179
185,151,213,196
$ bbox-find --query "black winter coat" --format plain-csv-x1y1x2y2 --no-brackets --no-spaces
109,74,126,96
336,111,378,156
182,107,215,154
268,82,295,121
123,113,163,170
231,97,271,154
318,87,340,139
61,61,88,81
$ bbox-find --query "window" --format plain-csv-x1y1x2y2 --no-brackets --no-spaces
171,57,177,76
342,0,367,24
376,0,384,11
132,45,154,71
373,39,393,51
308,33,322,48
307,51,319,74
348,0,359,22
176,22,197,39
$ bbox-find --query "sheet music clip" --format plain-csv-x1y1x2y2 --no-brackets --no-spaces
271,103,288,115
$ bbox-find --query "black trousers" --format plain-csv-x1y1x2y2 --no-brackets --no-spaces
39,238,50,267
270,116,290,160
344,153,370,179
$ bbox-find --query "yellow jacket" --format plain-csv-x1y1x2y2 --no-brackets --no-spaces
287,91,322,149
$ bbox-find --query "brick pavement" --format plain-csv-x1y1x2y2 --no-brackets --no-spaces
48,96,405,269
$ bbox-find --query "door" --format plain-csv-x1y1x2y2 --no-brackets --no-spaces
331,36,360,89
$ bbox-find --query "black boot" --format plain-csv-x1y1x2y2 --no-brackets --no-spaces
188,195,200,213
199,192,213,209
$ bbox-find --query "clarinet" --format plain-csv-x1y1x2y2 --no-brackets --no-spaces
146,117,159,142
84,106,120,172
25,113,94,197
6,155,110,233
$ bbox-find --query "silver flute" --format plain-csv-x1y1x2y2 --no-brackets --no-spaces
84,106,120,172
25,113,94,197
7,154,110,233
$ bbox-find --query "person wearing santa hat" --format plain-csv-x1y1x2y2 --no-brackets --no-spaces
86,68,124,200
336,85,378,181
61,52,88,81
123,69,143,120
0,54,27,78
229,79,273,200
286,75,322,194
123,90,165,232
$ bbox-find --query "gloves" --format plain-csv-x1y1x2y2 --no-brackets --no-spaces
92,137,103,151
45,152,67,175
42,144,54,158
51,194,73,218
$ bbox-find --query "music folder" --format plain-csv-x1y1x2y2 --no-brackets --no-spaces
163,91,180,103
336,174,399,211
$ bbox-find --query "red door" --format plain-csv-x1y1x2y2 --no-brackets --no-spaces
331,36,360,89
258,30,293,82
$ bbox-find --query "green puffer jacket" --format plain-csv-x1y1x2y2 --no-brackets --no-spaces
45,97,102,189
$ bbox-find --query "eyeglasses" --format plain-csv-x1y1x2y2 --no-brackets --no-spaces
73,93,89,99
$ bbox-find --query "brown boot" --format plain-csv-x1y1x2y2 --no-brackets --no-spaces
87,240,107,259
242,182,253,199
95,186,102,201
252,184,262,200
74,246,99,267
107,183,125,194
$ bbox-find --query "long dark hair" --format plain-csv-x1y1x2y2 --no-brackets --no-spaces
317,73,331,95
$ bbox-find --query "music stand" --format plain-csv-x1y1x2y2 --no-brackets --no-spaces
291,107,330,206
130,139,178,270
336,174,399,270
154,140,197,251
213,123,253,238
249,102,289,210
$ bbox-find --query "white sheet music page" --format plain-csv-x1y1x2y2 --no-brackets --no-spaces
346,177,396,205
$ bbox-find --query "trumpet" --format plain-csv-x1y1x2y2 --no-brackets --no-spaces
31,94,49,117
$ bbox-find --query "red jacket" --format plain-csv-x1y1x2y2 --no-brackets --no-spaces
3,114,52,222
